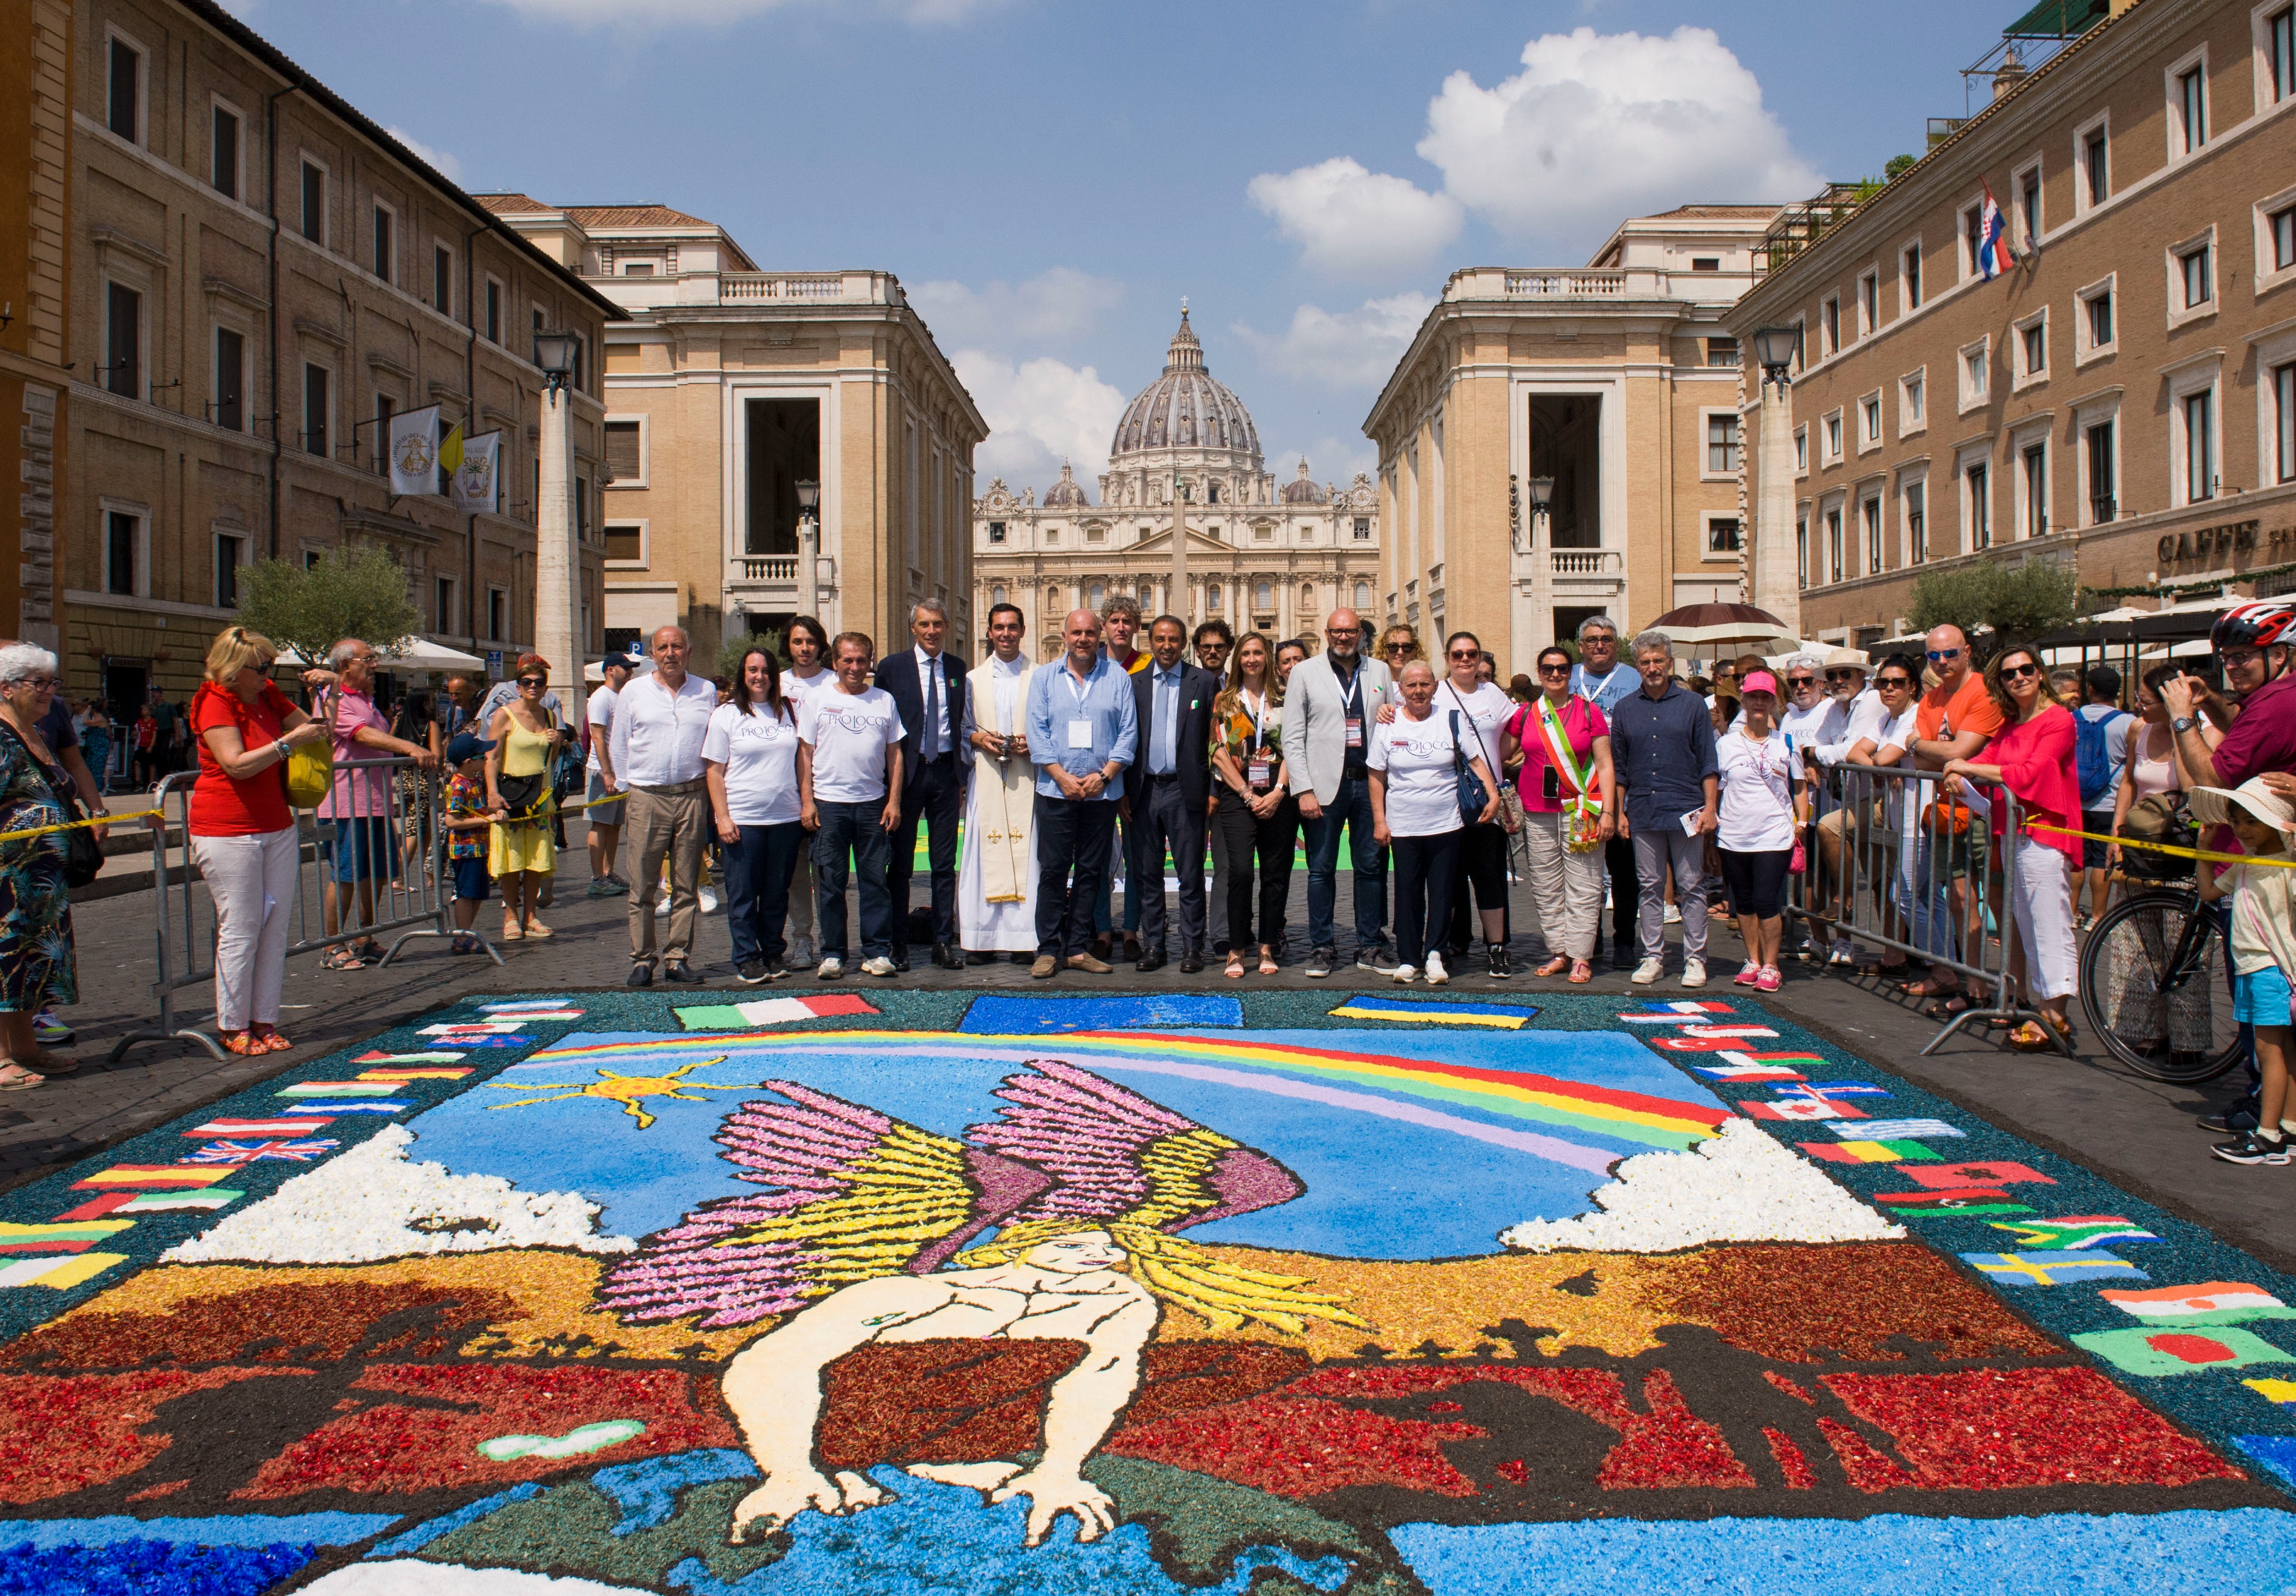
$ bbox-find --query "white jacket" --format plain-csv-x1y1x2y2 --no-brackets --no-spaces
1280,652,1394,805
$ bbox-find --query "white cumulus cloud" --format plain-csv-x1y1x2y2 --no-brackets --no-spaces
385,126,464,184
1417,27,1819,239
1233,291,1434,390
1246,157,1464,279
952,351,1127,490
908,268,1124,351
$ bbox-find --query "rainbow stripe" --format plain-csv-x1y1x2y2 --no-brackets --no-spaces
522,1027,1728,1153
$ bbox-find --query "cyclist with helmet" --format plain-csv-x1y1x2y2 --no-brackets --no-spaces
2160,599,2296,1135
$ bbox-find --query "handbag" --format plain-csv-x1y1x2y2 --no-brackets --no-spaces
0,724,101,890
1448,708,1491,827
495,708,555,822
287,689,336,809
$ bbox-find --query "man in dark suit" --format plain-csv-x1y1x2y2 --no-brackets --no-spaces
875,597,969,970
1127,615,1219,972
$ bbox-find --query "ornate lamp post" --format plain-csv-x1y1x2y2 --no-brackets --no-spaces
531,330,583,724
1748,325,1804,634
796,478,821,624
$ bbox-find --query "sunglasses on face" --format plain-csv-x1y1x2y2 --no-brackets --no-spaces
1787,676,1817,687
1925,648,1963,662
1538,663,1570,677
1826,670,1863,682
517,677,545,688
1999,662,2040,681
1878,677,1914,689
1448,648,1479,660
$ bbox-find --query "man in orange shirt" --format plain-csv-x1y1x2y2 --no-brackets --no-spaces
1902,623,2002,1008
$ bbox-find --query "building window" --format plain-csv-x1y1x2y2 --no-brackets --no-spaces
1794,427,1808,473
1708,517,1742,553
1826,506,1843,583
1902,371,1925,429
604,418,642,486
1857,270,1879,336
2081,124,2109,208
2273,362,2295,482
215,533,243,607
1254,580,1273,611
1204,582,1220,611
1968,462,1991,550
1354,580,1371,608
1087,582,1105,611
2021,319,2047,379
303,363,329,456
1796,516,1809,586
2185,388,2216,501
2018,166,2042,248
106,34,140,143
2176,63,2208,154
214,328,243,431
105,510,140,596
1353,517,1371,540
1706,337,1738,368
1963,203,1985,278
2087,418,2117,521
1863,497,1883,574
484,279,502,343
1902,242,1923,309
300,161,325,243
2270,4,2294,103
2180,241,2213,309
604,523,643,564
1862,394,1882,444
2021,442,2048,536
373,394,394,473
2085,283,2116,350
104,283,139,399
1706,414,1741,473
1821,295,1841,357
1961,340,1989,407
986,520,1006,544
1824,411,1843,460
211,105,239,199
487,586,508,641
2270,204,2296,273
1042,527,1058,545
433,576,456,633
434,246,453,315
1906,481,1927,564
1691,256,1720,272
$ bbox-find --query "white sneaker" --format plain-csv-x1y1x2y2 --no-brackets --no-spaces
1424,951,1449,985
816,956,845,980
654,895,670,918
699,885,720,914
1631,957,1664,985
1393,963,1418,984
860,956,898,977
1663,903,1683,925
1681,958,1708,988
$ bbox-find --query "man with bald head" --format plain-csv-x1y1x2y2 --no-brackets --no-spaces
1281,607,1398,977
1023,609,1138,978
610,624,719,986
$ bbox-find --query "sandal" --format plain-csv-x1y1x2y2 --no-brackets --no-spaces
451,934,481,955
1924,994,1975,1020
1535,956,1570,978
522,921,554,939
26,1047,77,1074
2008,1021,2054,1051
320,948,366,972
252,1026,293,1054
1259,950,1279,976
1568,961,1593,985
1225,954,1246,980
500,918,524,942
220,1030,264,1056
1900,978,1959,999
0,1061,44,1091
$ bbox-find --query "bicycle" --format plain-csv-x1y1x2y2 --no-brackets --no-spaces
2079,874,2244,1084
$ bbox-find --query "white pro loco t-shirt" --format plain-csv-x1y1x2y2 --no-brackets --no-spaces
798,685,905,804
1715,728,1799,852
703,701,801,826
1368,712,1466,838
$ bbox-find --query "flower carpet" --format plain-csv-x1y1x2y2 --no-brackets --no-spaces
1,989,2293,1594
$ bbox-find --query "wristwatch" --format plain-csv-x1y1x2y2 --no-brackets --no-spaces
2172,715,2201,734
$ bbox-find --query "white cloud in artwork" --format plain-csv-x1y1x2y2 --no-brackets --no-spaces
1500,1119,1906,1253
385,127,464,184
1246,158,1464,279
1232,292,1434,390
952,351,1128,489
162,1125,634,1265
908,268,1125,352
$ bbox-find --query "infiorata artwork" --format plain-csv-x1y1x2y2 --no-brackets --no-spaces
1,991,2292,1594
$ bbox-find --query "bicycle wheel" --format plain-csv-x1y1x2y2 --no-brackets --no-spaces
2080,890,2243,1084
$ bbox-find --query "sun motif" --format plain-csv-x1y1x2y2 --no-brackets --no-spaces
483,1058,735,1129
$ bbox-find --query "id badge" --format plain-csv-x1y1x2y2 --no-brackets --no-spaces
1247,756,1272,788
1345,715,1364,750
1066,718,1094,750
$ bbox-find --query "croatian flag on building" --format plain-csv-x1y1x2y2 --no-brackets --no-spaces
1976,186,2018,279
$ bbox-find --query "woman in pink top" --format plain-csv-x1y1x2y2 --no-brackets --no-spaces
1500,646,1615,983
1942,642,2078,1049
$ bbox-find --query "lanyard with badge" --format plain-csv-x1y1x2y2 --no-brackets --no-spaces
1242,688,1275,791
1337,663,1365,755
1064,664,1095,752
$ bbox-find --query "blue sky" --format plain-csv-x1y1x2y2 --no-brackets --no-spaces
242,0,2026,492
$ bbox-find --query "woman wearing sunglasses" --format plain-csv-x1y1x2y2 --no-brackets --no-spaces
1941,643,2081,1050
486,660,568,943
1502,645,1615,983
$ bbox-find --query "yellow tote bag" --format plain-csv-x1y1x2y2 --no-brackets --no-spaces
286,739,334,808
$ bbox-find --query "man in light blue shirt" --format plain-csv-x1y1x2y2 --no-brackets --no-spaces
1024,609,1138,976
1565,613,1640,966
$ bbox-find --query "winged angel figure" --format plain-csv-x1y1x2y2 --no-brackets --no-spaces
601,1058,1363,1548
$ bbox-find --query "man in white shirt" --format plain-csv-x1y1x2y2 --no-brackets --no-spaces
610,626,719,986
798,632,906,980
1803,651,1885,965
1566,614,1640,967
959,604,1037,964
585,647,639,898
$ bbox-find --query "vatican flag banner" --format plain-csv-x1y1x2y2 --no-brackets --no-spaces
450,429,501,514
387,405,443,496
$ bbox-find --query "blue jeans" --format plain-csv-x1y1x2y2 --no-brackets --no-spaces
813,800,894,962
725,821,805,967
1302,774,1386,953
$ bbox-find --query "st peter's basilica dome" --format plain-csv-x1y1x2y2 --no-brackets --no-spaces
1109,309,1261,464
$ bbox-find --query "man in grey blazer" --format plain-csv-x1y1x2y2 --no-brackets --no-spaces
1279,607,1396,977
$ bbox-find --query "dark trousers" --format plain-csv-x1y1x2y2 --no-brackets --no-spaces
725,821,804,967
1600,833,1638,959
1302,774,1387,953
1217,789,1298,950
1132,772,1207,954
889,754,961,948
1446,820,1512,951
1393,830,1463,966
1035,794,1117,957
814,800,895,961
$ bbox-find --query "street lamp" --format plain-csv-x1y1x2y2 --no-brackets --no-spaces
532,331,581,402
1750,325,1802,391
795,478,821,621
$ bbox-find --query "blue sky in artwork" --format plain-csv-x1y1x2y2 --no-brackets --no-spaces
230,0,2026,490
403,1025,1721,1257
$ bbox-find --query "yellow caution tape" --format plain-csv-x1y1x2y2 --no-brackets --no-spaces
2020,819,2296,869
0,807,163,843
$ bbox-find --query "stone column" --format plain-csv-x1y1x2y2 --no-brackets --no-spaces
1752,381,1802,635
535,386,585,728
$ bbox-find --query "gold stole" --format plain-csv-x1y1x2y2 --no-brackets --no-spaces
968,660,1035,903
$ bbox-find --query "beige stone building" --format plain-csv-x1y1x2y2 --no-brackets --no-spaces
969,311,1381,659
484,197,987,665
61,0,616,711
1361,207,1779,674
1729,0,2296,647
2,0,73,652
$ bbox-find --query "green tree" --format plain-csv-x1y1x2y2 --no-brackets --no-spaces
1906,558,2079,653
237,546,423,668
1884,153,1918,181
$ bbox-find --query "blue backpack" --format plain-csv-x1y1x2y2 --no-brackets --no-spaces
2074,707,2128,808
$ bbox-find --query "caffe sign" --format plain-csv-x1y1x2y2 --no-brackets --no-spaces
2159,518,2263,565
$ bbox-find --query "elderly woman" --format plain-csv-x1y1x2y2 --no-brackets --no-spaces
1369,660,1503,985
190,627,328,1054
0,645,87,1085
486,655,567,942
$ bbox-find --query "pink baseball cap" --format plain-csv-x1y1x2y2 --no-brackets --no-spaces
1739,670,1781,698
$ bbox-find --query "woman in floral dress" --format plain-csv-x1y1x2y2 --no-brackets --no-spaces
0,645,83,1088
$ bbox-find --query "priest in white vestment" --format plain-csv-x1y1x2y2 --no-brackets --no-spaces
958,604,1040,959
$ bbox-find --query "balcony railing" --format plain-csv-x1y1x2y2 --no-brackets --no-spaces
721,274,853,301
729,556,799,584
1505,270,1627,297
1552,549,1622,576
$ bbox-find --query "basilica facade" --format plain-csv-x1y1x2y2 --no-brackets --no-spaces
969,311,1381,659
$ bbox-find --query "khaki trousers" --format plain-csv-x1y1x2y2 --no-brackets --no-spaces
626,781,708,967
1523,811,1605,959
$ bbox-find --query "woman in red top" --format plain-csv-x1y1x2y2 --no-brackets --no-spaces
189,627,327,1055
1943,642,2080,1049
1501,645,1616,984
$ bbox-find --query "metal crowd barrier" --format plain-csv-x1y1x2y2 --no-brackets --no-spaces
111,753,498,1062
1786,759,2067,1056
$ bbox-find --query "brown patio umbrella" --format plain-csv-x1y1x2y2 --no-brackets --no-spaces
1645,602,1790,646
